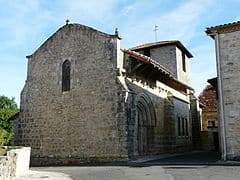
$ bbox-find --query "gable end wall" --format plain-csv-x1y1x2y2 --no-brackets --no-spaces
15,25,128,165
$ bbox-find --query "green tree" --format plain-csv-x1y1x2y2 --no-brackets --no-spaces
0,95,19,145
0,96,18,109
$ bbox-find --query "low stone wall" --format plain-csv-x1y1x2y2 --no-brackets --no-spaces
0,147,30,180
31,155,129,166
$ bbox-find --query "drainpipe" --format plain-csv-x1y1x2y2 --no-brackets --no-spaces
215,32,227,161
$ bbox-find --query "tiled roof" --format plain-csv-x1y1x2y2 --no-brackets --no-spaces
207,77,217,87
122,48,194,90
130,40,193,58
122,49,173,77
199,85,218,112
206,21,240,34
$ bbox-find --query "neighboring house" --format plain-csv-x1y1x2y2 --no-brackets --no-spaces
199,84,218,132
206,21,240,160
14,22,198,165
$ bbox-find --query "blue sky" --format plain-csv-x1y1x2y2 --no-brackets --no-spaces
0,0,239,105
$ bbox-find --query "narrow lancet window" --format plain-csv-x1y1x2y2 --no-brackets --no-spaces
62,60,71,92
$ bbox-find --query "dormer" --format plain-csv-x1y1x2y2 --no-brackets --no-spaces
130,40,193,85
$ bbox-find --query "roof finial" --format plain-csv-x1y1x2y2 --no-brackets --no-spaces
66,19,70,25
153,25,159,42
115,28,119,36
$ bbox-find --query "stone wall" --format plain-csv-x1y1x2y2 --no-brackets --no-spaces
176,47,190,85
199,85,218,131
200,131,217,151
150,45,191,85
218,30,240,160
190,96,201,149
0,147,30,179
0,154,16,180
125,78,192,157
14,23,196,164
150,45,177,78
15,24,128,165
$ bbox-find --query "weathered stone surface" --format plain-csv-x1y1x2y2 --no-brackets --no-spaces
14,23,196,165
207,25,240,160
150,45,191,84
219,31,240,159
15,24,128,165
0,147,30,179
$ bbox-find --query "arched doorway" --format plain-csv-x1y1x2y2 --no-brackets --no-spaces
136,94,156,156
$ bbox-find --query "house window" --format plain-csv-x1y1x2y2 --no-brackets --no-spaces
178,116,189,137
207,120,215,128
182,117,185,136
185,118,189,136
62,60,71,92
182,52,186,72
178,117,181,136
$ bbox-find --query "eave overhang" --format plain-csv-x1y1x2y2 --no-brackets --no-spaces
122,49,194,91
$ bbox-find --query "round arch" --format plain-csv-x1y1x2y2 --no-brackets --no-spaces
134,93,156,156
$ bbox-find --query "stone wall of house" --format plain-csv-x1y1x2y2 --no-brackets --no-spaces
200,131,216,151
176,47,191,85
150,45,191,85
173,96,192,152
201,111,218,131
190,96,201,149
199,85,218,131
218,30,240,160
15,24,128,165
150,45,177,78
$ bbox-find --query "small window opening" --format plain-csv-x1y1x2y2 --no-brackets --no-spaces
62,60,71,92
182,52,186,72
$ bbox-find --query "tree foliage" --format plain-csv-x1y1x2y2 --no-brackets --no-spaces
0,128,13,146
0,95,19,145
0,96,18,109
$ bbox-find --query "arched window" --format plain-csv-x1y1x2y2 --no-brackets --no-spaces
62,60,71,92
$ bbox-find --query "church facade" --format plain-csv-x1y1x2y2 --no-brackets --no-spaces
14,23,198,165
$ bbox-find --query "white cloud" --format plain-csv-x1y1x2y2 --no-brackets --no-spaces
0,0,218,103
119,0,216,47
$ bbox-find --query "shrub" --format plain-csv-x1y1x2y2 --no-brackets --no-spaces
0,96,18,145
0,128,13,146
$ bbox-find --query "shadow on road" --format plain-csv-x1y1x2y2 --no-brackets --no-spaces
140,151,221,166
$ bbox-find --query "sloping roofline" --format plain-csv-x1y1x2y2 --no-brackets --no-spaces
206,21,240,38
207,77,217,87
26,23,119,58
122,48,194,91
122,48,173,76
130,40,193,58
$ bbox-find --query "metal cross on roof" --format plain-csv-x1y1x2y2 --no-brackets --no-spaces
153,25,159,42
66,19,70,25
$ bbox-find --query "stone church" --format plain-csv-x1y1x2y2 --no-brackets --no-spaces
14,23,198,165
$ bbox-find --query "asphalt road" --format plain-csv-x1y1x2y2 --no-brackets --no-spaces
14,165,240,180
14,151,240,180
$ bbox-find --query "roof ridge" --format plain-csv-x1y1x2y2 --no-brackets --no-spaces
129,40,193,58
27,23,119,58
206,20,240,33
129,40,179,50
122,48,194,90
